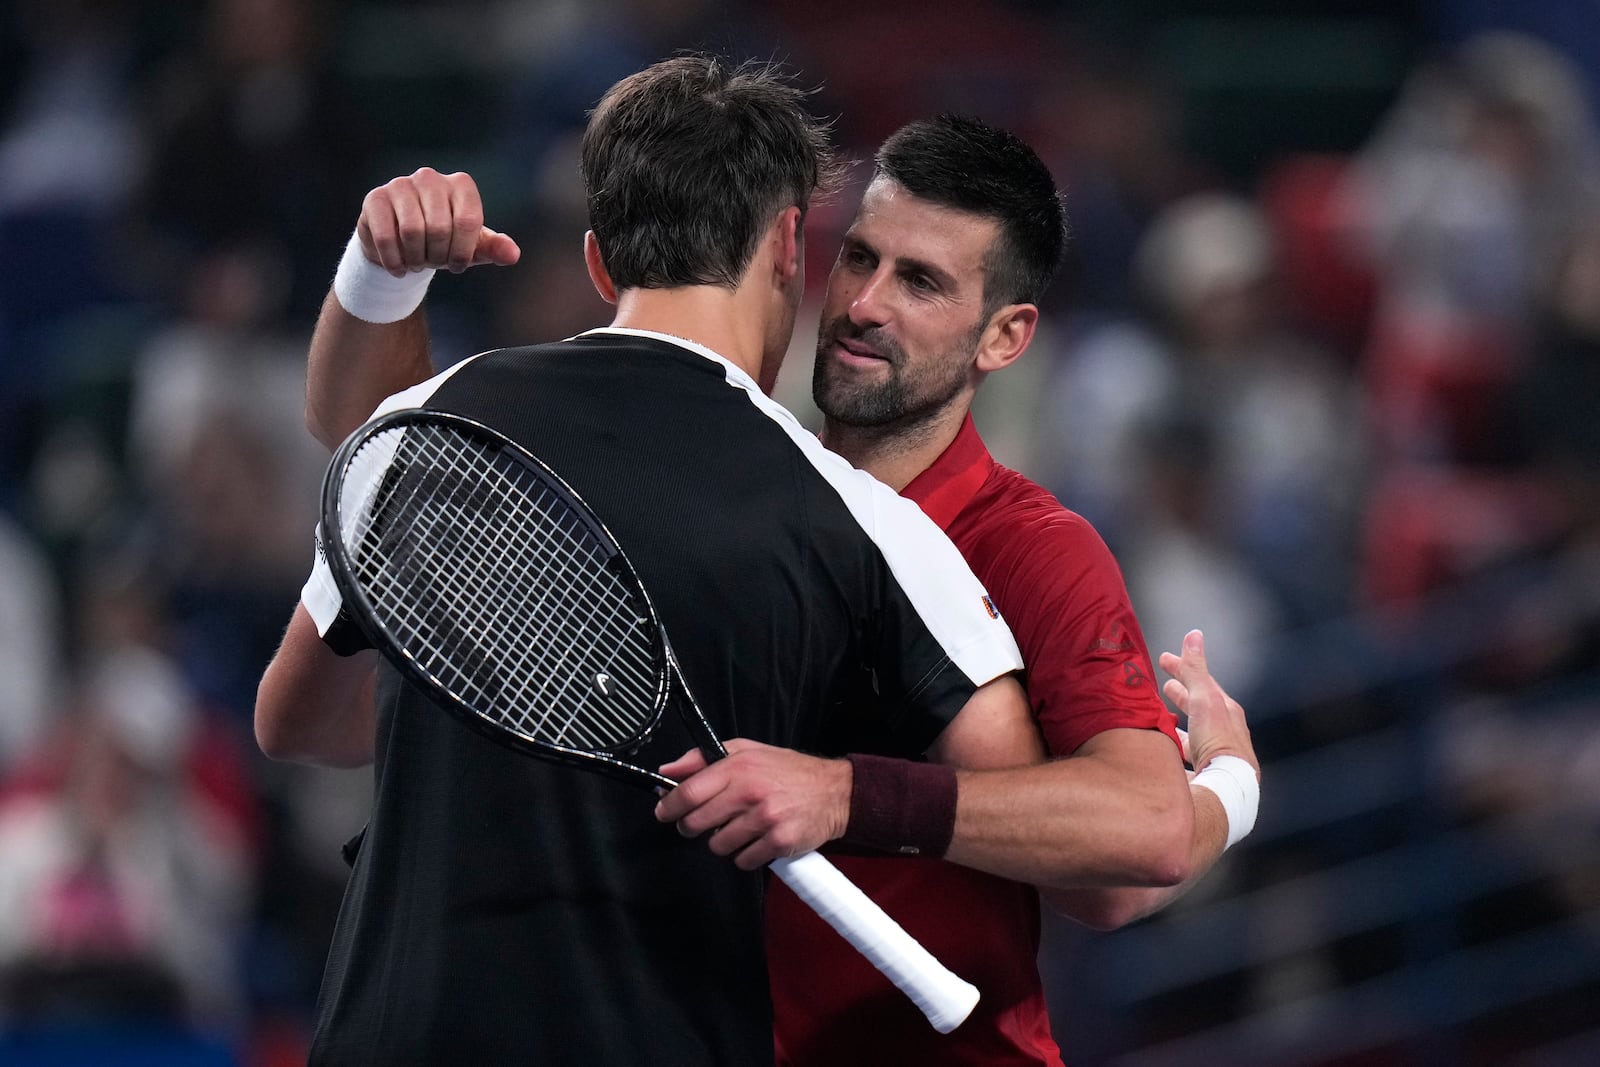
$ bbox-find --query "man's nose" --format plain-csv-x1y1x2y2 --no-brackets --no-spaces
849,270,892,327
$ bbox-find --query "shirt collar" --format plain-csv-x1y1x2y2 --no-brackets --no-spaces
577,326,761,393
901,414,994,531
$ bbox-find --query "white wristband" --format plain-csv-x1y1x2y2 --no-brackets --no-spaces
332,231,436,323
1192,754,1259,851
301,524,344,638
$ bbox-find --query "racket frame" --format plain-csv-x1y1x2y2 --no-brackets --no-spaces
320,407,683,790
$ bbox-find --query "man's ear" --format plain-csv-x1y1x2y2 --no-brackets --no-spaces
773,205,803,285
975,303,1039,374
584,231,618,305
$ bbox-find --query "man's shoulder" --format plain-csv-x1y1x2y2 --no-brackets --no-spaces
961,464,1108,552
952,463,1129,622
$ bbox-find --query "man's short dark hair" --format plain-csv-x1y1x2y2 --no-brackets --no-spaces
582,54,841,291
874,114,1066,313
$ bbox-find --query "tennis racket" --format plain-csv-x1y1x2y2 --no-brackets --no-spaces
320,407,980,1033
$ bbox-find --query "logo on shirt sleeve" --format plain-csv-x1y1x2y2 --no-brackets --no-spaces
1092,622,1137,654
981,594,999,619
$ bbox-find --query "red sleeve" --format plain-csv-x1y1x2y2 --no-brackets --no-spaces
968,507,1181,758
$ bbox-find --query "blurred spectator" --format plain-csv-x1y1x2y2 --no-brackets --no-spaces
1034,315,1172,549
134,0,375,321
1433,206,1600,698
0,646,253,1031
0,1,144,217
124,240,325,722
1435,205,1600,963
1024,35,1219,316
1255,153,1378,357
117,237,368,1049
1345,30,1600,466
1143,194,1367,623
0,0,150,495
1341,31,1600,612
0,511,61,773
760,0,1050,155
1044,192,1366,626
1120,414,1282,704
1514,207,1600,567
0,0,147,319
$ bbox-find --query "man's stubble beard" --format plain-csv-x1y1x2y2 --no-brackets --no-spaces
811,317,979,434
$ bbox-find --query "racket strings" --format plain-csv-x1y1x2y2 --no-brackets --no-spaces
337,423,662,750
434,434,661,738
394,434,656,745
363,432,655,747
451,456,641,746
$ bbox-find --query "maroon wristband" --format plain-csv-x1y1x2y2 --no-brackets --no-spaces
841,753,958,857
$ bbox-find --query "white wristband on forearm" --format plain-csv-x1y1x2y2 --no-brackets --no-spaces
301,524,343,638
332,231,436,323
1192,754,1259,851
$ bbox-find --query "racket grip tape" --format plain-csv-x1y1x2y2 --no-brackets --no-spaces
768,851,979,1033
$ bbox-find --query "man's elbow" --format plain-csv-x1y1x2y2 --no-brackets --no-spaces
306,401,342,453
256,727,294,763
1044,888,1157,932
256,683,377,769
254,674,325,765
1143,848,1191,890
254,709,366,769
255,695,303,764
1131,794,1194,888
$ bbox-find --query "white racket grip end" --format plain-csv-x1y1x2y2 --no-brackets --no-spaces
769,851,980,1033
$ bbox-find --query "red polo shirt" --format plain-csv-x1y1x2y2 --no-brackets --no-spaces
768,414,1179,1066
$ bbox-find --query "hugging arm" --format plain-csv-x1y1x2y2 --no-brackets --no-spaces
656,670,1196,891
656,631,1258,926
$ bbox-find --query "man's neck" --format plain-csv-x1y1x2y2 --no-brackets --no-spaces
609,286,769,384
820,403,968,492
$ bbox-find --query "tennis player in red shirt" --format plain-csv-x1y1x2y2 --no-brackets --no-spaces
656,115,1260,1066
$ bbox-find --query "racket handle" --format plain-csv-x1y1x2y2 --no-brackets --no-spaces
769,851,980,1033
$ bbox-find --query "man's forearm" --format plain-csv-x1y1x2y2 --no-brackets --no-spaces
940,728,1195,891
305,291,434,450
1043,781,1230,930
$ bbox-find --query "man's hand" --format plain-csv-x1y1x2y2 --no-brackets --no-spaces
308,167,521,447
357,167,521,276
1158,629,1258,780
654,740,852,870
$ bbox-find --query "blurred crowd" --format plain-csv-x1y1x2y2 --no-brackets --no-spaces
1,1,1597,1063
